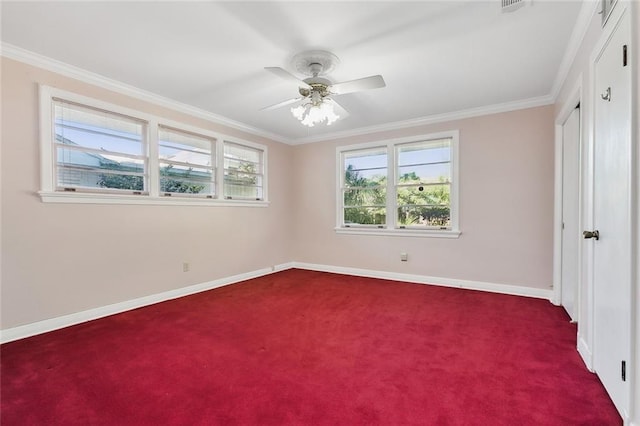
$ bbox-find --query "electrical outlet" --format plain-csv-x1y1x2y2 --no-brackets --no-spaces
400,252,408,262
183,262,190,272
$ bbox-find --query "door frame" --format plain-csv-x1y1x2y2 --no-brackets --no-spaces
552,76,583,320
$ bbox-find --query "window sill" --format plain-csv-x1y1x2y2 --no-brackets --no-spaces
334,227,461,238
38,191,269,207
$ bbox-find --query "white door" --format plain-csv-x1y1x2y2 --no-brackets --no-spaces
560,106,580,322
592,10,631,416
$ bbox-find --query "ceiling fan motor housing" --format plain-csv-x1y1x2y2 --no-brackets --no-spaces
292,50,340,77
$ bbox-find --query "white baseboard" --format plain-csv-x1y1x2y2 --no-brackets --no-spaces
577,335,594,372
292,262,554,300
0,263,293,344
273,262,295,272
1,261,554,344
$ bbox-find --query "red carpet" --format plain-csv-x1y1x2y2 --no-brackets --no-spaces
1,269,621,425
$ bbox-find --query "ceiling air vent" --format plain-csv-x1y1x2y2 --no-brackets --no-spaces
501,0,529,13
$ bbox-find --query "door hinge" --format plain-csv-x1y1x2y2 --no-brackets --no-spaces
623,45,627,67
621,360,626,381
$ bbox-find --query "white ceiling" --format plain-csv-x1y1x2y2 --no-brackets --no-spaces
1,1,586,144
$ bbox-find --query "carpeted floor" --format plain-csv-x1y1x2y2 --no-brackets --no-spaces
1,269,621,425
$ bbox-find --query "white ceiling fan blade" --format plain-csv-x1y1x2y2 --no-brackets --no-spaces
264,67,312,90
260,97,304,111
325,98,349,119
329,75,386,95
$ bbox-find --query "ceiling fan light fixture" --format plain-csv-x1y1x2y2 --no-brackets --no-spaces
265,49,383,128
291,101,340,127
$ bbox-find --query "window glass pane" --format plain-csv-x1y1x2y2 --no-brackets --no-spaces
397,139,450,166
397,184,450,205
224,183,263,200
159,146,212,167
225,142,261,164
397,184,450,227
398,163,450,184
343,188,386,208
54,101,143,155
56,148,145,190
160,163,213,194
224,142,264,200
224,158,261,174
158,127,213,167
225,171,263,187
344,148,387,185
54,99,146,192
57,168,144,191
344,207,386,225
160,178,213,194
158,127,215,196
397,205,451,228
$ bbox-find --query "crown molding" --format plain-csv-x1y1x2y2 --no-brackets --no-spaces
290,94,554,145
549,0,599,101
2,38,575,147
0,43,292,145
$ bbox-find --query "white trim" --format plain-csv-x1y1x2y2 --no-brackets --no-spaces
37,190,269,207
0,262,556,343
1,42,551,146
2,43,290,145
0,263,552,344
552,75,583,309
0,263,294,344
295,95,553,145
3,41,578,147
273,262,295,272
578,335,595,372
552,123,563,306
336,131,460,236
334,227,461,238
550,1,600,101
39,85,269,205
292,262,553,300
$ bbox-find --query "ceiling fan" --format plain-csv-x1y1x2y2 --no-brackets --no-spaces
262,50,386,127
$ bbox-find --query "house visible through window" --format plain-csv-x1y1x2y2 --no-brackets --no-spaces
224,142,264,200
158,126,215,197
40,86,267,206
337,131,459,237
54,99,147,194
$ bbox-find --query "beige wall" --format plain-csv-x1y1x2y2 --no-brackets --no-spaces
0,58,294,329
292,105,555,289
0,59,555,329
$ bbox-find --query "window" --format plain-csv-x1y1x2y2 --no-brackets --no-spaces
396,139,452,229
342,147,387,226
224,142,264,200
337,132,459,238
39,86,267,206
54,99,147,194
158,126,215,198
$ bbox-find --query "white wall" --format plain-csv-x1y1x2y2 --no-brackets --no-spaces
554,2,639,423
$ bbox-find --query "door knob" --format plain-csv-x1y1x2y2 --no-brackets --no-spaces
583,230,600,240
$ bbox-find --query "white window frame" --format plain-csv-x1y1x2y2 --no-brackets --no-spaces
38,85,268,207
157,125,217,199
223,140,266,201
335,131,460,238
